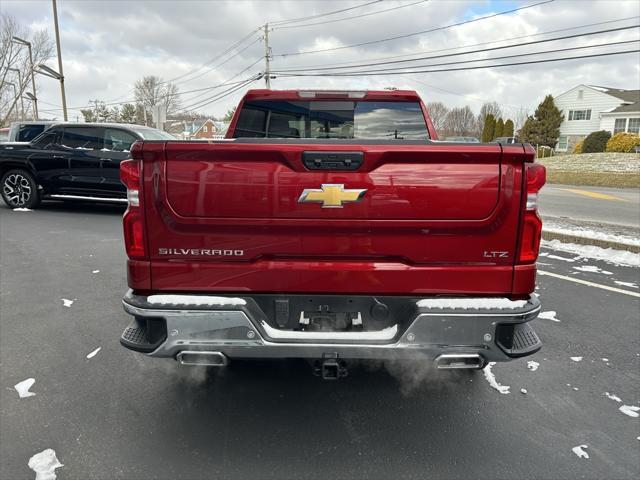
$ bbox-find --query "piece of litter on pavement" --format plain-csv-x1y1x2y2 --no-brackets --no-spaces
604,392,622,402
86,347,101,359
527,361,539,371
483,362,510,395
28,448,63,480
14,378,36,398
619,405,640,418
570,356,583,362
572,445,589,459
538,311,560,322
92,270,100,274
13,207,33,212
520,388,527,394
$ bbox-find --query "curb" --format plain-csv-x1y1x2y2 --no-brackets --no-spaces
542,230,640,254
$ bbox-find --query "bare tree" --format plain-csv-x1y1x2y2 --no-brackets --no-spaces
425,101,448,136
476,102,503,138
443,106,477,137
1,14,54,124
134,76,181,125
513,107,530,133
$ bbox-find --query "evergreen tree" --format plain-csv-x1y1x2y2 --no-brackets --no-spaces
120,103,137,123
503,119,514,137
519,95,563,147
481,113,496,142
494,118,505,139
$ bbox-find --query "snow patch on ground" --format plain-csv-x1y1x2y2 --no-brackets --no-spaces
604,392,622,402
544,226,640,248
28,449,63,480
538,311,560,322
14,378,36,398
483,362,510,394
416,298,527,310
527,361,539,371
619,405,640,418
573,265,613,275
146,294,246,306
571,356,583,362
614,280,638,288
572,445,589,459
547,254,577,263
86,347,101,359
13,207,32,212
542,240,640,267
61,299,73,307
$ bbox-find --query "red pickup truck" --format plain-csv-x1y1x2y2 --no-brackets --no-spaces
119,89,545,379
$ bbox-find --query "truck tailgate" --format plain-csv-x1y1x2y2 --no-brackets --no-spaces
142,141,527,295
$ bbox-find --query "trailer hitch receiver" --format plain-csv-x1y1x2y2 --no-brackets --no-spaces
314,353,348,380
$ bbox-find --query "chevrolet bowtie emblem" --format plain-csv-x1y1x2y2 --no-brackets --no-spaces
298,184,367,208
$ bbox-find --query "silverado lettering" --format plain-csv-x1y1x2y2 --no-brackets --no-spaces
158,248,244,256
119,89,546,380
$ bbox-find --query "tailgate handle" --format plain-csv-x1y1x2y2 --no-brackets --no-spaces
302,151,363,171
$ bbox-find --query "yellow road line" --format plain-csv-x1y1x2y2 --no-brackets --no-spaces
562,188,628,202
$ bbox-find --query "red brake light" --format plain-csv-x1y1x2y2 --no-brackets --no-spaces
518,163,546,264
120,158,146,259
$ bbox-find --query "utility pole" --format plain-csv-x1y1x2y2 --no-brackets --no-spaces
52,0,68,121
263,23,271,88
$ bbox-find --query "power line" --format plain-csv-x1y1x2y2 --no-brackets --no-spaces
172,36,261,86
272,49,637,77
178,57,263,106
167,28,261,85
274,0,428,30
273,25,640,73
270,0,383,26
275,16,639,70
275,0,555,57
180,75,261,111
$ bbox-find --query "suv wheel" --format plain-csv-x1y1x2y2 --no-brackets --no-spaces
1,169,41,209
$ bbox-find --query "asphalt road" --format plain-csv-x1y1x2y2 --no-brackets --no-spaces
540,184,640,227
1,202,639,480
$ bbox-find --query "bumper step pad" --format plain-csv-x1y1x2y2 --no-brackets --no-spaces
120,317,167,353
496,322,542,357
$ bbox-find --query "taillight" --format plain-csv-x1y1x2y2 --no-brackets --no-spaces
518,163,546,263
120,149,146,260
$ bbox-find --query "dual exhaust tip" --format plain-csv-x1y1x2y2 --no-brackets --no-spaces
435,354,484,369
176,351,228,367
176,351,484,370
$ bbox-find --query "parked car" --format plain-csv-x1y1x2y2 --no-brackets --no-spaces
0,127,9,143
444,136,480,142
493,136,519,144
119,89,545,379
0,123,174,209
7,121,56,143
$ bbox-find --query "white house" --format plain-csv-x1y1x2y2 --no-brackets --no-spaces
553,84,639,152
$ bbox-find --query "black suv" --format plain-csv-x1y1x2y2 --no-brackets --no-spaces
0,123,174,208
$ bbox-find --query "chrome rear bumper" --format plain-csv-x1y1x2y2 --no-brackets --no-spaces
121,290,541,363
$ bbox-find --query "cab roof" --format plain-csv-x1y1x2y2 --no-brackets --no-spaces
242,89,422,102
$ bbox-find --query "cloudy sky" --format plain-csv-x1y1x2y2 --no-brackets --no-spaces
3,0,639,121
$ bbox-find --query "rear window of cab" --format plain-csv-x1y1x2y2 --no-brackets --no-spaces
234,100,429,140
